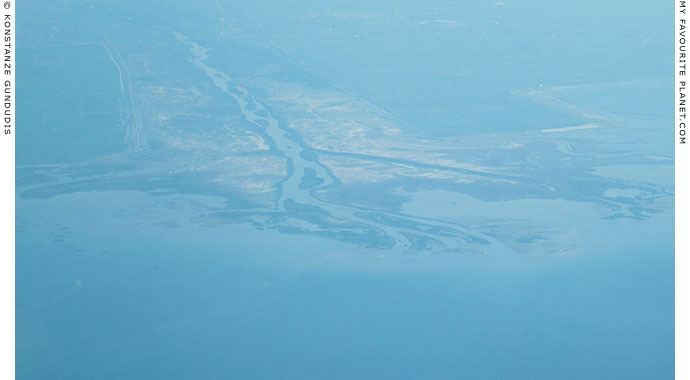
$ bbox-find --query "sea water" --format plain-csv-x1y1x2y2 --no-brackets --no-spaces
17,0,673,378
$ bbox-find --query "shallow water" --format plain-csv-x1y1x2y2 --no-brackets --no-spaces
17,0,673,378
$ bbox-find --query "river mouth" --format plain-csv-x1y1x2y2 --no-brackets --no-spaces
165,31,672,258
173,32,518,254
16,2,674,379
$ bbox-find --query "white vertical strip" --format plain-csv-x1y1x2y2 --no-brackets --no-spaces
677,0,687,377
1,0,13,378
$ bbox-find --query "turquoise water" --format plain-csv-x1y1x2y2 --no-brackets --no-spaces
17,1,673,379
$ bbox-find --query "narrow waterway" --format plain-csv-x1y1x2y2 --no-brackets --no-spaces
173,32,501,254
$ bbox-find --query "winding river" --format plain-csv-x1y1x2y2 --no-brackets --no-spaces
173,32,500,254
